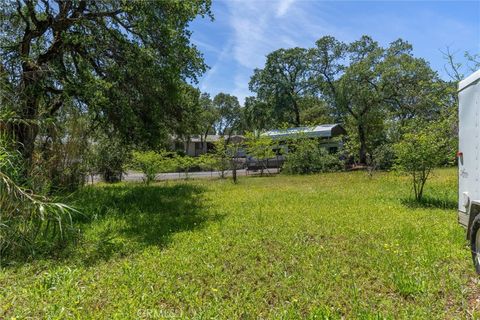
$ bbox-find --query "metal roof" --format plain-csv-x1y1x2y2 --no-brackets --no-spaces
459,69,480,92
262,124,344,139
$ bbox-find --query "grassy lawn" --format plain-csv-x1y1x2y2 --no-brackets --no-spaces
0,168,477,319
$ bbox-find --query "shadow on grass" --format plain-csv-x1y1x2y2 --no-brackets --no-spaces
62,183,222,265
401,195,457,210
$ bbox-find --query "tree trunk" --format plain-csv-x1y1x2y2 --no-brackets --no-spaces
12,120,38,168
13,66,41,172
9,107,38,172
292,99,301,126
358,123,367,165
231,158,237,184
202,129,209,154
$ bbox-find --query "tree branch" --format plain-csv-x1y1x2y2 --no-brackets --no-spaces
16,0,30,29
24,0,40,27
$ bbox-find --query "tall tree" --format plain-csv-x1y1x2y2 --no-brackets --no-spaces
172,85,204,148
309,36,347,122
311,36,446,164
0,0,211,169
249,47,312,126
336,36,386,164
248,35,454,165
212,93,241,140
197,93,218,151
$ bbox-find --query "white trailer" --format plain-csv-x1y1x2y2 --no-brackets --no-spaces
458,69,480,273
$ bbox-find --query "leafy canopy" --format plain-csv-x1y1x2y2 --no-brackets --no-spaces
1,0,212,162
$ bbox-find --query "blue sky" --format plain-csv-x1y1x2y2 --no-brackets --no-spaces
190,0,480,104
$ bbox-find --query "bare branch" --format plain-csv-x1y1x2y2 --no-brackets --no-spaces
440,46,463,82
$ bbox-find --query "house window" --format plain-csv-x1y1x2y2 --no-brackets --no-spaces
207,142,215,152
175,142,184,152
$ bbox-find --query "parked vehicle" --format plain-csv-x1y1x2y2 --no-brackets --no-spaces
458,69,480,273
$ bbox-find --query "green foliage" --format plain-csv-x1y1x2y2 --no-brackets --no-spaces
198,93,219,142
212,93,242,137
34,107,92,193
197,153,217,172
0,169,470,318
243,97,274,132
0,136,76,264
244,133,275,160
244,132,276,175
249,47,312,126
299,97,333,126
394,121,450,201
333,37,434,164
175,156,198,179
91,135,130,183
0,134,21,182
172,86,205,145
130,150,173,185
371,144,396,171
212,137,231,178
1,0,211,179
283,138,343,174
249,35,455,164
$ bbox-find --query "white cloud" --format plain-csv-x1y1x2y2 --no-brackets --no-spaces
227,2,270,69
192,39,223,55
224,0,339,102
194,0,478,102
276,0,296,17
199,40,232,93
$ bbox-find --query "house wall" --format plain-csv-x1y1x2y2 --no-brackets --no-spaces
171,135,246,157
184,142,196,156
183,141,210,156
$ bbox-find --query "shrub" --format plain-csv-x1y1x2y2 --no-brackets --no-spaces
244,132,275,176
175,155,198,179
369,144,396,171
130,150,172,185
394,122,449,201
283,138,343,174
212,138,230,178
197,153,216,172
91,136,130,183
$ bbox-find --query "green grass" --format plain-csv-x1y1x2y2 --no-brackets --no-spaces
0,168,477,319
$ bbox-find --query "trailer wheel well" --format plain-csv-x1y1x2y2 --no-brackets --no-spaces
468,203,480,240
